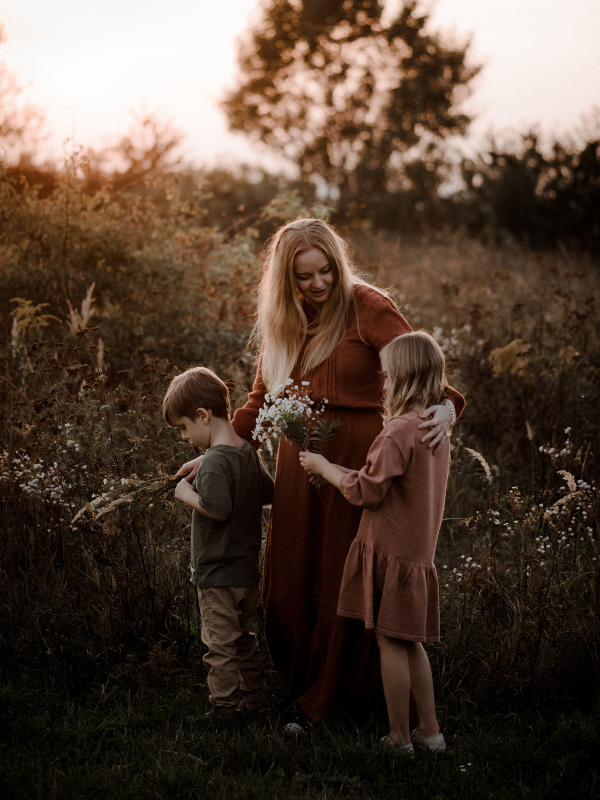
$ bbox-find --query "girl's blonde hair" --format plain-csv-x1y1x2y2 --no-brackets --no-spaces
254,218,369,393
380,331,446,423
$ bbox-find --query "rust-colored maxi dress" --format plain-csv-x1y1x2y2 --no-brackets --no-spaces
231,284,465,722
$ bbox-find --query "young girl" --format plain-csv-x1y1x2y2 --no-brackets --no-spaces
299,331,451,754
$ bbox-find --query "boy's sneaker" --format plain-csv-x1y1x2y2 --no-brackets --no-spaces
236,694,267,715
204,706,239,725
380,736,414,756
410,729,446,752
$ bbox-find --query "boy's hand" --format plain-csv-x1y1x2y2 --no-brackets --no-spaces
176,454,204,483
299,451,328,476
174,477,200,508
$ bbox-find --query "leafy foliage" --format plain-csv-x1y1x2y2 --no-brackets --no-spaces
310,417,343,454
458,132,600,253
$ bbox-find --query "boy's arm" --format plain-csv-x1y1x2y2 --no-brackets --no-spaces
176,454,204,484
174,478,227,521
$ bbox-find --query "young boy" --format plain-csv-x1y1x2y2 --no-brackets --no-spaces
163,366,274,721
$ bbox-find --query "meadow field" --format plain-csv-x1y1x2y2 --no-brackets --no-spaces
1,163,599,798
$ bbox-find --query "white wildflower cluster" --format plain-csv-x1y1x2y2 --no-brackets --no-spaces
253,379,325,445
6,452,73,511
92,476,132,499
442,555,483,585
538,428,573,461
432,324,485,361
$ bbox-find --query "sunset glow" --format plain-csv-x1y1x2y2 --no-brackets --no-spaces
1,0,599,165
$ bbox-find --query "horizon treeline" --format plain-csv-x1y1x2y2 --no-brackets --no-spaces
2,0,600,255
5,120,600,255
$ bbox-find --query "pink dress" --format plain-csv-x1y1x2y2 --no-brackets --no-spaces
337,410,450,642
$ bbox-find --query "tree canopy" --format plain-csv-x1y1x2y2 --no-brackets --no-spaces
223,0,479,200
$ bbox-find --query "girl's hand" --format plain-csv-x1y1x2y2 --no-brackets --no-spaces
299,450,329,476
174,477,200,507
418,404,452,452
176,454,204,483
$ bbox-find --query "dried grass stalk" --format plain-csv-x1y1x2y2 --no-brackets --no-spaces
465,447,492,483
71,474,180,525
557,470,577,493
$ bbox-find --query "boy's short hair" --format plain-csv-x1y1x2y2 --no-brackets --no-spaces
163,367,231,425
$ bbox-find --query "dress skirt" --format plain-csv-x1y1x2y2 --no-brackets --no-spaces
261,407,385,722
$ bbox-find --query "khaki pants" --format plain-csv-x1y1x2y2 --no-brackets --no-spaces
197,584,265,708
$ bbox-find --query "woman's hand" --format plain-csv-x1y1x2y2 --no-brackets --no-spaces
176,454,204,483
417,404,453,452
299,451,328,476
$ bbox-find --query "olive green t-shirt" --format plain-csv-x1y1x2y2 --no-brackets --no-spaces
190,440,274,588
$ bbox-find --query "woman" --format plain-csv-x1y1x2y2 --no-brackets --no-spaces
179,219,464,725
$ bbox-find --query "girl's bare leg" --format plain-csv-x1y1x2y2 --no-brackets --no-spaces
406,641,440,737
376,633,411,746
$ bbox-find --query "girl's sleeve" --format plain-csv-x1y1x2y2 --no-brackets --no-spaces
357,286,466,420
339,431,409,511
231,357,267,450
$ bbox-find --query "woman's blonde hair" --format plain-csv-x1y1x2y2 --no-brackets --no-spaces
380,331,446,423
254,218,369,393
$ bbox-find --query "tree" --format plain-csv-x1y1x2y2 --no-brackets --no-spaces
223,0,479,207
459,131,600,252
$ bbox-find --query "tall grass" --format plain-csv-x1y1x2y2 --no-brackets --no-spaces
0,162,599,712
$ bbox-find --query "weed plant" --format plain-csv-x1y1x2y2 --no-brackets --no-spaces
0,162,599,795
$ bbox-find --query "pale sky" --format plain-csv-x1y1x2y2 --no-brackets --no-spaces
1,0,599,168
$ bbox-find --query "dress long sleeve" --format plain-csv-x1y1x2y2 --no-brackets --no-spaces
352,286,465,419
339,429,408,510
231,358,267,449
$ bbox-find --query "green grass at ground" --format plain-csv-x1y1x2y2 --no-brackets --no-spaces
1,664,598,800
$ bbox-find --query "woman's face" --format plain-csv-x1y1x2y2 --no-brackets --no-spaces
293,247,335,311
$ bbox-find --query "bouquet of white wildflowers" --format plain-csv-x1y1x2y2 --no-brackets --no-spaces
253,379,341,455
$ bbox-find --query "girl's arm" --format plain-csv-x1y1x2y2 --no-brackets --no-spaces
338,431,407,510
299,452,350,490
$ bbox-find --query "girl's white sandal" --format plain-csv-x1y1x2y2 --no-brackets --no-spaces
410,729,447,751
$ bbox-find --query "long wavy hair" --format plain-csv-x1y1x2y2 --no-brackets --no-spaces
254,218,370,393
381,331,446,423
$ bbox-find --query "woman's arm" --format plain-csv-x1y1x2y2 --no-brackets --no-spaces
417,403,453,451
356,287,465,450
230,357,268,450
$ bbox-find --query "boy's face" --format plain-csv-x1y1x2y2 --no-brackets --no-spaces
173,411,211,450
